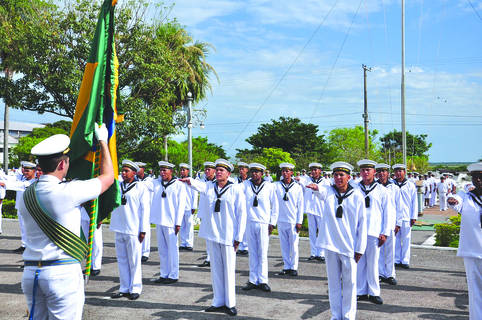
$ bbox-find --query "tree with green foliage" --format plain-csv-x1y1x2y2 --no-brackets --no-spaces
253,148,295,177
326,126,382,167
380,130,432,162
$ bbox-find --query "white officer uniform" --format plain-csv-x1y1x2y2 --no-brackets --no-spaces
376,164,401,282
185,159,247,309
179,163,198,249
236,162,250,253
19,135,103,320
437,179,449,211
243,163,278,286
447,162,481,320
136,162,154,261
315,162,367,320
355,160,392,301
110,160,150,295
393,164,418,266
300,162,330,260
148,161,187,281
274,163,304,273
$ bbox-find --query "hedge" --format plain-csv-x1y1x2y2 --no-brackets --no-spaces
434,215,461,248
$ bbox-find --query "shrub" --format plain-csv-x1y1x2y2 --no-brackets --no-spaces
1,199,17,218
434,215,460,247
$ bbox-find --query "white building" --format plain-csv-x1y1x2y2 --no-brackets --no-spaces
0,120,45,165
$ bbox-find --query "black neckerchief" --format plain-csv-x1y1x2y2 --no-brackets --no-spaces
214,181,233,212
395,179,408,188
377,179,392,187
121,180,137,205
332,184,354,218
281,179,295,201
161,178,176,198
468,190,482,229
311,176,323,184
238,176,248,184
250,180,266,207
359,180,377,208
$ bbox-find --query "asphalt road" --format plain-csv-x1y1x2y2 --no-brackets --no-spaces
0,214,468,320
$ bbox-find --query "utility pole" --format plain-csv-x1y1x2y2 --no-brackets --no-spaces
187,92,193,178
401,0,407,166
362,64,372,158
3,68,12,172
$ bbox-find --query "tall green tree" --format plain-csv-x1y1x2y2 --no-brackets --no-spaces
380,130,432,160
252,148,295,177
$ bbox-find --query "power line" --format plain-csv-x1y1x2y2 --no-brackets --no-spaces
467,0,482,21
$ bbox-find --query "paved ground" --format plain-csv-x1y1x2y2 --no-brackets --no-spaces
0,206,468,320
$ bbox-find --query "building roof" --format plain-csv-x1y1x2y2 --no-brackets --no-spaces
0,120,45,131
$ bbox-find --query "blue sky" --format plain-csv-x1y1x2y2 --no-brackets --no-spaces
4,0,482,162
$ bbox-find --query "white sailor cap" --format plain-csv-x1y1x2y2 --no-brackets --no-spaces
136,162,146,168
467,162,482,173
279,162,295,170
237,161,249,168
357,159,377,169
375,163,390,171
215,158,234,172
21,161,37,169
158,161,175,169
31,134,70,158
330,161,354,174
203,161,216,169
122,159,139,172
179,163,190,169
249,163,266,171
392,163,406,170
309,162,323,169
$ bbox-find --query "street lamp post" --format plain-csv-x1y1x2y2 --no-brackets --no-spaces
187,92,193,178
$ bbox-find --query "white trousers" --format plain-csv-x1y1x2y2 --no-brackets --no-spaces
0,202,3,233
247,221,270,284
205,240,211,262
464,257,482,320
18,209,27,247
81,220,103,270
395,220,412,265
439,193,447,211
180,210,194,247
430,192,437,207
115,232,143,294
278,222,299,270
156,225,179,279
207,240,236,308
22,264,84,320
357,236,381,296
308,214,324,257
142,226,151,258
325,250,357,320
379,230,396,278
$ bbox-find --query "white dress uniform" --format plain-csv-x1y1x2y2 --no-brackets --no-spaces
430,176,438,207
315,183,367,320
242,178,278,285
300,176,330,259
148,177,187,280
437,181,449,211
81,209,103,272
236,175,250,252
378,180,400,280
355,180,392,298
394,178,418,265
137,174,153,259
110,180,150,295
179,178,199,248
19,174,102,320
196,174,216,263
274,178,304,272
448,187,481,319
0,183,5,234
187,177,247,309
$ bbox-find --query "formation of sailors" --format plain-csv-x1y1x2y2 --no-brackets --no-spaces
10,131,481,320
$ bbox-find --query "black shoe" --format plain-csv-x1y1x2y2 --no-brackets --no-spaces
224,306,237,316
141,256,149,263
163,278,178,284
278,269,290,275
155,277,167,284
394,263,401,268
205,306,224,313
401,264,410,269
258,283,271,292
308,255,317,261
242,282,258,291
357,294,369,301
237,250,248,255
318,256,325,263
13,246,25,253
111,292,129,299
179,246,186,251
369,295,383,305
91,269,101,276
198,260,210,267
185,247,193,251
386,277,397,285
379,276,387,283
289,269,298,276
128,293,140,300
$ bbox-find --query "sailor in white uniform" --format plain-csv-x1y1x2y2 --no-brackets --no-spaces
447,162,482,320
196,161,216,267
181,159,246,316
376,163,400,286
236,162,250,255
241,163,278,292
274,162,304,276
437,176,449,211
19,127,114,320
149,161,187,284
355,160,392,305
81,209,103,276
307,161,367,320
136,161,153,263
429,173,438,207
110,160,150,300
393,164,418,269
178,163,198,251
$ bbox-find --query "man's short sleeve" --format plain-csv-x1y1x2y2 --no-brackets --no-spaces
65,178,103,206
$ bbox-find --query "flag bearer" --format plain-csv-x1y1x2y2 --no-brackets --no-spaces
110,160,150,300
178,163,198,251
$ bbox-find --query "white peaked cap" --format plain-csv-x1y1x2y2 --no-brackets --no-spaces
31,134,70,157
179,163,190,169
158,161,175,168
330,161,354,173
279,162,295,170
467,162,482,172
357,159,377,168
215,158,234,172
392,163,406,170
249,163,266,171
122,159,139,172
309,162,323,169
